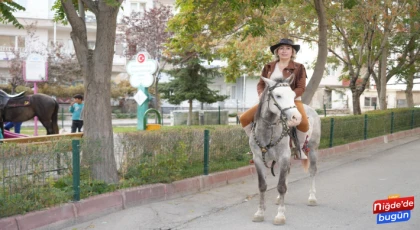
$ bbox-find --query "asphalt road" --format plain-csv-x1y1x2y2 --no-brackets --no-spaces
62,135,420,230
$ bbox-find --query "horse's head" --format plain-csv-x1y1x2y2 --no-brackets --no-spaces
261,77,302,127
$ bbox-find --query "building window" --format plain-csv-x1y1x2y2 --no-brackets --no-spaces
0,35,15,49
0,35,25,51
397,99,407,108
18,36,25,48
115,43,124,56
87,41,95,49
0,78,10,84
229,86,236,99
364,97,377,106
131,1,146,13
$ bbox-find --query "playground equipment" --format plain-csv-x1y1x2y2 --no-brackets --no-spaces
143,109,162,131
3,130,29,138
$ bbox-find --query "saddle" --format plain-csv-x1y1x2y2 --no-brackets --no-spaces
0,90,27,110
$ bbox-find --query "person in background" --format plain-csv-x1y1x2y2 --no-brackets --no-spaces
69,94,84,133
4,122,23,134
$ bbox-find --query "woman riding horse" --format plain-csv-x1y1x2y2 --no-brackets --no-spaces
240,38,310,159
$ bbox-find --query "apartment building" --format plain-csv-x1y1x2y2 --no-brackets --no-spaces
0,0,173,84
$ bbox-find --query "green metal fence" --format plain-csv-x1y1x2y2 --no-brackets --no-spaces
0,139,75,217
321,109,420,148
1,109,420,218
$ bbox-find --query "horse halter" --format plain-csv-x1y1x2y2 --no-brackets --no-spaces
268,82,297,118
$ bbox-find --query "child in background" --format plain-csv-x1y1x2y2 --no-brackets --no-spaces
69,94,84,133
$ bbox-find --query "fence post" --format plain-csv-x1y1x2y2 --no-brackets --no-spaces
204,130,209,175
218,106,221,125
161,107,164,126
391,112,394,134
323,104,327,117
364,114,368,140
411,110,414,129
72,139,80,201
329,118,334,148
61,107,64,129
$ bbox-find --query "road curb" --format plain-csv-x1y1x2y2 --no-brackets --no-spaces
2,127,419,230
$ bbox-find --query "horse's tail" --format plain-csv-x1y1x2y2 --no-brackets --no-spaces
302,159,310,172
52,100,59,134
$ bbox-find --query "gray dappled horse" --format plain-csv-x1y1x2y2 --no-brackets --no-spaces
250,77,320,225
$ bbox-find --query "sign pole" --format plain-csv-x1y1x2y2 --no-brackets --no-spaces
33,82,38,136
137,86,149,130
127,51,157,131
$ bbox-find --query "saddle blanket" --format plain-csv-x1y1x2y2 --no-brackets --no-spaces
6,96,31,108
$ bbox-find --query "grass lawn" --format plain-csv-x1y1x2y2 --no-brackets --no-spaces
16,127,47,136
17,126,143,136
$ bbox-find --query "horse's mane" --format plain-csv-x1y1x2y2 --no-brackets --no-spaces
254,78,290,122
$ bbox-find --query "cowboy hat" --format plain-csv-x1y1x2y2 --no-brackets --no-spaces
270,38,300,54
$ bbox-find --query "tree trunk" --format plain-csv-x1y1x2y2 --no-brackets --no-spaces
352,91,362,115
379,45,388,110
61,0,120,183
405,73,414,107
83,7,119,183
302,0,328,105
188,99,192,125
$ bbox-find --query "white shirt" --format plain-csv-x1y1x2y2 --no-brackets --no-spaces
270,63,301,100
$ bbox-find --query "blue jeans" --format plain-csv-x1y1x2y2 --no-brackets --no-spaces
4,122,22,133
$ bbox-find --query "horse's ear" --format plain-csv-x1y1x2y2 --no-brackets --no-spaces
261,77,276,87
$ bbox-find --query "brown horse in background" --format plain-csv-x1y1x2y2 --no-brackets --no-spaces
0,90,59,135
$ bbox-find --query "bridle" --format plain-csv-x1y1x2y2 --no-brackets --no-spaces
268,82,297,117
252,82,297,170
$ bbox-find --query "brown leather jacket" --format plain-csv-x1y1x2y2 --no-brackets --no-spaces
257,60,307,98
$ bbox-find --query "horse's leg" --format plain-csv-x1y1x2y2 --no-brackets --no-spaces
252,158,267,222
39,120,53,135
308,148,317,206
273,156,290,225
276,162,291,205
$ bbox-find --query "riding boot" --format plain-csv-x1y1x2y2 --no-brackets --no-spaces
296,129,310,159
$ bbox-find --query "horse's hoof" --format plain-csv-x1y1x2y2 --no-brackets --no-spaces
308,198,317,206
273,215,286,225
252,215,264,222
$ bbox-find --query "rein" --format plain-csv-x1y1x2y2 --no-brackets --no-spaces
252,82,295,169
